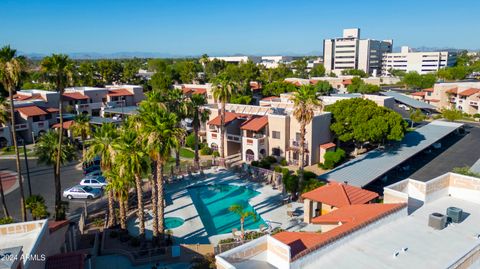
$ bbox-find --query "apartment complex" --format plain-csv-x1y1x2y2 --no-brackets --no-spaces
411,81,480,114
217,172,480,269
0,85,144,146
323,28,393,76
383,46,457,75
204,93,332,166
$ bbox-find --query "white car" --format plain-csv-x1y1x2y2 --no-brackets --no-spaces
63,185,102,200
80,176,107,189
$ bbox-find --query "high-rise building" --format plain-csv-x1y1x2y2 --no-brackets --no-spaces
382,46,457,75
323,28,393,76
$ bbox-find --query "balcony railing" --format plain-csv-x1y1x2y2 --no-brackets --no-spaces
226,134,242,143
245,133,266,139
75,102,104,111
15,123,28,131
290,139,308,149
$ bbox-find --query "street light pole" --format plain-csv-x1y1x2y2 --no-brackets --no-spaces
21,139,32,197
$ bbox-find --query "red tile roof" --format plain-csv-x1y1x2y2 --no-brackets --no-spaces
207,112,240,126
46,107,59,113
320,142,336,149
192,88,207,95
46,252,85,269
273,203,406,260
250,81,262,90
411,91,426,97
14,93,44,101
423,88,434,92
62,92,89,100
458,88,480,97
107,89,134,97
240,116,268,132
182,87,207,95
301,181,379,207
16,105,48,117
446,87,458,94
428,99,440,102
261,96,278,101
52,120,75,129
342,79,352,85
48,219,70,233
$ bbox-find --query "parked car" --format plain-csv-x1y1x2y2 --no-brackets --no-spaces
85,170,103,178
63,185,102,200
80,176,107,189
83,165,101,175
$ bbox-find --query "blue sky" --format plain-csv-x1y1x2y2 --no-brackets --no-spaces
1,0,479,55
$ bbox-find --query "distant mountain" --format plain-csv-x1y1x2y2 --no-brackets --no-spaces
392,46,473,53
18,51,198,60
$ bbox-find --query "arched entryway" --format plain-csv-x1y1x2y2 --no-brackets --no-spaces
245,149,255,162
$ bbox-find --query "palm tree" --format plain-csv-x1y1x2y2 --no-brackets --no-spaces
85,123,119,227
0,96,8,127
228,204,257,240
25,195,49,220
212,73,235,163
114,124,150,238
34,130,77,219
290,85,322,186
139,103,183,240
71,114,91,159
41,54,74,220
188,94,209,169
104,167,130,230
0,45,27,221
163,88,188,169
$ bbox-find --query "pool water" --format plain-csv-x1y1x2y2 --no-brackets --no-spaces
165,217,184,229
188,184,266,235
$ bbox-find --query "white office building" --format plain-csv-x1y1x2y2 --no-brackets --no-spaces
323,28,393,76
259,56,293,68
382,46,457,75
207,56,261,64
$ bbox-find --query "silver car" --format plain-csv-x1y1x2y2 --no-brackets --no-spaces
80,176,107,189
63,185,102,200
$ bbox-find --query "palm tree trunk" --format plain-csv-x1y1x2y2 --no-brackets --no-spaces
220,101,226,162
119,196,126,230
151,168,159,240
175,148,180,169
81,134,86,161
8,88,26,221
54,87,64,220
298,123,306,186
157,162,165,238
193,124,200,169
240,218,245,240
0,173,9,218
107,190,115,227
135,174,145,238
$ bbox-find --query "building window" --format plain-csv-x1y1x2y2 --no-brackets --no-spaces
272,131,280,139
272,147,281,156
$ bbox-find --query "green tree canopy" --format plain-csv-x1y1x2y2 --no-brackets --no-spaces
290,59,308,79
259,63,293,83
314,80,333,95
347,77,380,94
309,64,326,77
262,81,297,97
326,98,407,147
341,69,368,78
441,108,463,122
401,71,436,89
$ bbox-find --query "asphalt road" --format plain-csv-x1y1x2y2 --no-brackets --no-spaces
0,158,106,221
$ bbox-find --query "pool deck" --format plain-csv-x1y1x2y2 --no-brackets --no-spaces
158,167,318,245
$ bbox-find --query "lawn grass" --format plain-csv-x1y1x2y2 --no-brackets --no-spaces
179,147,195,159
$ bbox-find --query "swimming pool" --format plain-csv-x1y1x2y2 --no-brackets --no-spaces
127,212,185,239
188,184,266,235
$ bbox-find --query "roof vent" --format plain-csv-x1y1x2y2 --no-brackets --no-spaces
428,212,447,230
393,252,400,258
446,207,463,223
402,247,408,252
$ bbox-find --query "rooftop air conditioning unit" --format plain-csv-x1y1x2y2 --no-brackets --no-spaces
429,212,447,230
446,207,463,223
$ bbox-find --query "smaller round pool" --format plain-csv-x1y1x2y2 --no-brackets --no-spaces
165,217,184,229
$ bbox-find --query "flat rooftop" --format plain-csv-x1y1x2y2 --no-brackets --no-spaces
381,91,436,110
103,106,139,115
319,121,463,187
304,196,480,269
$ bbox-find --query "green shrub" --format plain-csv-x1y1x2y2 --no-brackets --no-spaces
265,156,277,164
281,168,290,177
271,227,284,235
301,179,325,193
251,161,259,167
200,147,213,155
0,217,13,225
283,174,299,194
473,113,480,119
185,133,196,150
280,158,287,166
274,166,282,173
218,238,235,244
212,151,220,157
300,171,317,181
320,148,346,169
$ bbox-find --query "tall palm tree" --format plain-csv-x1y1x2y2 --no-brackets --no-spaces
212,73,235,163
41,54,74,220
104,167,130,230
228,203,257,240
139,104,183,240
34,130,77,219
85,123,119,227
290,85,322,186
165,88,188,169
0,96,8,127
71,114,91,159
188,94,209,169
0,45,27,221
114,123,150,238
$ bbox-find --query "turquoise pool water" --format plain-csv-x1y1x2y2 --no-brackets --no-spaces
165,217,184,229
188,184,266,235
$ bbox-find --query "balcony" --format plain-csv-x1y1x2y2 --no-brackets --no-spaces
290,139,308,149
15,123,28,131
226,134,242,143
32,120,49,134
75,102,104,111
